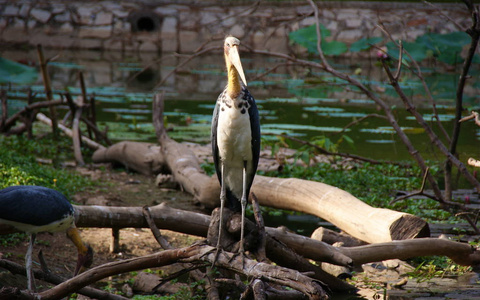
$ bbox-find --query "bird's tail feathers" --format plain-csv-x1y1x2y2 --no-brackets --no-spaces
225,189,242,212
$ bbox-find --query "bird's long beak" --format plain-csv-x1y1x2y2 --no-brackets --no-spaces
229,45,247,86
67,227,94,276
74,245,93,276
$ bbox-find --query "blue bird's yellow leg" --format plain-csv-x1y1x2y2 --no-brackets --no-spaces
26,233,36,291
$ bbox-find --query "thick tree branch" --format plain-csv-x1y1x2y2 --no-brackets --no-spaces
0,259,128,300
4,244,328,300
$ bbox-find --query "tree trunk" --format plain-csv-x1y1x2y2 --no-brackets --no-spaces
252,175,430,243
92,141,166,176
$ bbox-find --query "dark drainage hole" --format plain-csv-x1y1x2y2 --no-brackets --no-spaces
136,17,156,32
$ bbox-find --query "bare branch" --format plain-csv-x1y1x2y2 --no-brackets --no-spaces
423,1,466,31
273,133,410,166
455,212,480,235
0,258,128,300
251,193,267,262
459,111,480,126
394,40,403,80
1,99,62,132
390,167,440,205
154,46,221,88
36,44,57,137
336,113,388,135
143,206,172,250
11,244,327,300
250,62,293,82
377,22,451,143
381,57,480,198
307,0,330,69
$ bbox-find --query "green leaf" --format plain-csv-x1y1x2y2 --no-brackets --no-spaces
386,41,428,63
289,24,347,56
403,41,429,62
350,37,383,52
437,50,463,65
342,134,354,147
0,57,39,84
300,151,310,165
322,40,348,56
386,31,471,65
415,31,470,64
289,24,319,54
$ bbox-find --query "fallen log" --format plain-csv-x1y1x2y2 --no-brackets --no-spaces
36,112,104,150
338,238,480,267
311,227,366,247
252,175,430,244
153,93,220,207
1,203,476,267
71,204,349,266
92,141,166,176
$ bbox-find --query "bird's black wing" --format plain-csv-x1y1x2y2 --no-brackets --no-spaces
0,185,74,226
243,87,261,191
211,90,223,184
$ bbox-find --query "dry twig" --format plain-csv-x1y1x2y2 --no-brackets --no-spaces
390,167,438,205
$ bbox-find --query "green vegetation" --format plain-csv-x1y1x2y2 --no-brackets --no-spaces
0,135,95,199
407,257,472,282
289,23,478,65
0,57,38,84
0,232,26,247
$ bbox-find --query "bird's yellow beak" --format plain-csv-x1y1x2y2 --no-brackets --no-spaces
67,227,94,276
228,45,247,87
74,244,93,276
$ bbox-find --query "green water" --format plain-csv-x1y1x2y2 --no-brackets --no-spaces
1,49,479,163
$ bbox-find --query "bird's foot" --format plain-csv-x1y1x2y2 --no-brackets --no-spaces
212,247,221,267
228,248,246,269
210,247,234,267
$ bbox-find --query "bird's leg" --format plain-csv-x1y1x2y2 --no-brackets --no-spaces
239,162,248,266
26,233,36,291
213,163,226,266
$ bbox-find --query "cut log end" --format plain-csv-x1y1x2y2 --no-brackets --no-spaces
390,215,430,240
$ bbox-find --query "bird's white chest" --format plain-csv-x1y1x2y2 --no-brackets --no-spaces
0,214,75,234
216,103,252,165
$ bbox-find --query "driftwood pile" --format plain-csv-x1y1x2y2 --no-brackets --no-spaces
2,86,480,299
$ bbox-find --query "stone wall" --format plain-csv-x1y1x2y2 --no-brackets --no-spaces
0,1,470,54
